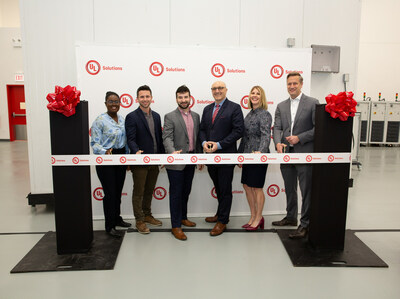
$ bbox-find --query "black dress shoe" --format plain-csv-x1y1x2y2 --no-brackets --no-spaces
289,225,308,239
107,228,123,238
272,217,298,226
116,220,132,228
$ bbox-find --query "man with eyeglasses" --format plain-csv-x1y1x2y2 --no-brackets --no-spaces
199,81,244,236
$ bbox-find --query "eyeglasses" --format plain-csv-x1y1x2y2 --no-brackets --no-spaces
211,87,225,91
106,100,120,104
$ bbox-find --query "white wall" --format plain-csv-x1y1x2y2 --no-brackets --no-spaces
0,27,23,140
20,0,362,194
0,0,22,139
0,0,20,27
304,0,361,102
357,0,400,102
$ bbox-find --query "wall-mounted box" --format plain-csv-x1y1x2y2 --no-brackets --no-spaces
311,45,340,73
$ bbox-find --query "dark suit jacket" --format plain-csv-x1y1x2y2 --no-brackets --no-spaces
125,107,165,154
273,94,319,153
163,108,202,170
199,98,244,154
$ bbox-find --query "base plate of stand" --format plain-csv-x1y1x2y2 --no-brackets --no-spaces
11,231,124,273
277,229,388,267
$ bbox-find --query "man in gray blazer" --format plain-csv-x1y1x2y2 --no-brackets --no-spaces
163,85,203,241
272,72,319,239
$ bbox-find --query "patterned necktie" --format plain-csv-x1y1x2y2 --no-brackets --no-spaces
212,104,220,124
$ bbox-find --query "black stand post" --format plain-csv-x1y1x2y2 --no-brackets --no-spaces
10,101,125,273
50,101,93,254
308,104,353,249
277,104,387,267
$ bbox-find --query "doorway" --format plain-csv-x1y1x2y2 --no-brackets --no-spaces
7,85,27,141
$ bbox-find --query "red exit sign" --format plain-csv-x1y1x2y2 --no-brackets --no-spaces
15,74,24,82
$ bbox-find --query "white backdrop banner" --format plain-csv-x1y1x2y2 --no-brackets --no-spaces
76,44,312,219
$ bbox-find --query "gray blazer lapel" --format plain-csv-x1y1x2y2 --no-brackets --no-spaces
284,99,291,127
293,95,305,130
175,108,189,138
193,112,199,138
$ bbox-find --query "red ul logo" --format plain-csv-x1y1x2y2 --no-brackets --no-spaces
190,96,195,109
191,156,198,163
120,94,133,108
328,155,334,162
214,155,221,163
86,60,100,75
267,184,280,197
211,63,225,78
237,155,244,163
51,157,56,164
306,155,312,162
143,156,150,163
153,187,167,200
167,156,174,163
211,187,217,199
93,187,104,201
96,157,103,164
261,155,268,162
120,156,127,164
283,155,290,162
241,96,249,109
270,65,283,79
72,157,80,164
149,62,164,76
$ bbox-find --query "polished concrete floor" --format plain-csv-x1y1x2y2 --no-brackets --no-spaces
0,141,399,299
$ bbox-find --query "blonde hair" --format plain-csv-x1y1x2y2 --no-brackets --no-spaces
248,86,268,110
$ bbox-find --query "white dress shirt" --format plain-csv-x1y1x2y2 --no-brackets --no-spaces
290,93,302,133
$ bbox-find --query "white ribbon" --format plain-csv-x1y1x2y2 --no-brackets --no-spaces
51,153,351,166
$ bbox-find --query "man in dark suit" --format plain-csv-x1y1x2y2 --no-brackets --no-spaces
272,72,319,239
163,85,203,241
200,81,244,236
125,85,165,234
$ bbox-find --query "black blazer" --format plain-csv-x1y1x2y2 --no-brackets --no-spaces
125,107,165,154
199,98,244,153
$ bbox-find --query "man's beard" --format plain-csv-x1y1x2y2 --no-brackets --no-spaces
178,102,190,109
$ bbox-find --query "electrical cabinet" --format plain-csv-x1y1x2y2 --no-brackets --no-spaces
356,101,371,144
369,102,386,144
385,102,400,144
311,45,340,73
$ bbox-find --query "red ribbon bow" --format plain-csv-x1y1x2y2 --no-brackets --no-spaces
46,85,81,117
325,91,357,121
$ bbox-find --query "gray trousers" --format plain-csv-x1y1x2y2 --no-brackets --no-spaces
280,163,313,228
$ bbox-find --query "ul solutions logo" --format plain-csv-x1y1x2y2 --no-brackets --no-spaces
120,94,133,108
241,96,249,109
153,187,167,200
211,63,225,78
270,65,284,79
266,184,280,197
149,62,164,76
86,60,101,75
93,187,105,201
